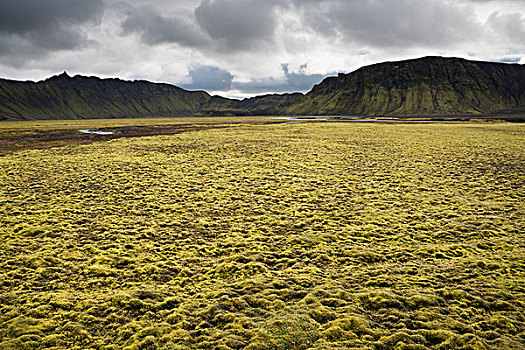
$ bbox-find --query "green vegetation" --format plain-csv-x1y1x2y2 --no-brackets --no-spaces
2,57,524,121
0,121,524,349
0,117,263,156
0,117,257,131
0,73,232,121
283,57,525,117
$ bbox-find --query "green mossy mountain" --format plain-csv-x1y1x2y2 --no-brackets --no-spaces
0,73,231,121
281,56,525,116
1,56,524,120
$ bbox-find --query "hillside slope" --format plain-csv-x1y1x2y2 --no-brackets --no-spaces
282,57,525,116
0,73,225,120
1,57,524,120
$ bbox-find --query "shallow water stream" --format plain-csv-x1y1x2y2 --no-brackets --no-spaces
266,116,441,123
79,129,114,135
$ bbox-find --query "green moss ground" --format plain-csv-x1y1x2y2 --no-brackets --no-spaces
0,122,524,349
0,117,259,131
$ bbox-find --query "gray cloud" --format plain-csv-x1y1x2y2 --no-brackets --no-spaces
276,64,331,92
194,0,280,51
119,0,281,51
116,0,524,64
0,0,104,51
0,0,523,96
494,57,522,63
121,6,210,47
295,0,482,48
233,64,333,94
180,63,331,93
182,66,234,91
487,11,525,43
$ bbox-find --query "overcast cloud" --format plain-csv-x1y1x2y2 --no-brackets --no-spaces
0,0,104,51
0,0,523,97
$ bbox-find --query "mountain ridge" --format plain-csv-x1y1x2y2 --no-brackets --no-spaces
280,56,525,116
0,73,234,120
1,56,524,120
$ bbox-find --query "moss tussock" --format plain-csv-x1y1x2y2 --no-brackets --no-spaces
0,121,524,349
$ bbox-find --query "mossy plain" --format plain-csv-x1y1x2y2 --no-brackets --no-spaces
0,120,524,349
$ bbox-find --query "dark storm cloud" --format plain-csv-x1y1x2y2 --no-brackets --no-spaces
121,6,210,47
117,0,522,55
0,0,104,51
294,0,482,48
118,0,282,52
1,0,523,95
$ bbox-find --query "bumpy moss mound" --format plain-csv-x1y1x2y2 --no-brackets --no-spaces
0,122,524,349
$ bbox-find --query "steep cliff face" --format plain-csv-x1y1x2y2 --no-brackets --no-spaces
282,57,525,116
0,73,215,120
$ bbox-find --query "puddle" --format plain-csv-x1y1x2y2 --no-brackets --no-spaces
266,116,331,121
79,129,114,135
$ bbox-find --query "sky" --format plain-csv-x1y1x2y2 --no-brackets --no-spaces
0,0,524,98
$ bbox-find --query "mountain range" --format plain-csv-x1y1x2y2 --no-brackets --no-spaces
1,56,524,121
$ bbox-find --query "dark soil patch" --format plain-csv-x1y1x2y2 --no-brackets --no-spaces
0,121,274,155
